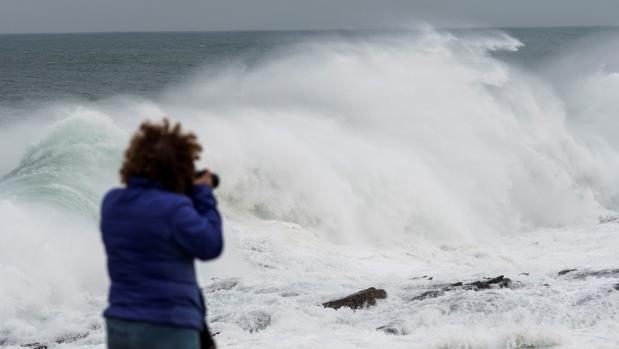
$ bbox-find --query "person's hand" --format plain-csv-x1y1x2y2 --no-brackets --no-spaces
195,170,214,187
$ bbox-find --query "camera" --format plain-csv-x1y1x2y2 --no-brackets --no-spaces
195,169,220,189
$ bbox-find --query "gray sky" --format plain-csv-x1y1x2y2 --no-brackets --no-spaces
1,0,618,34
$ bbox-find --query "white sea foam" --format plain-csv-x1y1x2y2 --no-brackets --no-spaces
1,28,618,348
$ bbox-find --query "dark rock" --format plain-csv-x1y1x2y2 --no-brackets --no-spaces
520,273,530,276
408,276,512,303
378,326,400,335
408,290,445,302
573,269,619,279
442,276,511,291
613,284,619,291
20,332,89,349
558,269,577,276
410,275,433,281
21,343,48,349
462,275,511,290
599,215,619,224
323,287,387,310
55,332,88,344
377,322,408,336
559,268,619,279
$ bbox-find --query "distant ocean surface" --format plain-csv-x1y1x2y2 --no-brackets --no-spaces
1,27,617,104
1,27,619,348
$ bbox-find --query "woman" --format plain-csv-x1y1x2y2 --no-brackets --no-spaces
100,119,223,349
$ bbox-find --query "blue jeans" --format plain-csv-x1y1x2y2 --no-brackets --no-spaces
106,318,200,349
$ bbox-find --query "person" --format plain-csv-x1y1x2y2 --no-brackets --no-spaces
100,119,223,349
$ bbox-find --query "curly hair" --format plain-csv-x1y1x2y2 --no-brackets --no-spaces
120,119,202,194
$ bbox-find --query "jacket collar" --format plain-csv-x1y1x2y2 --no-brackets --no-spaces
127,176,166,190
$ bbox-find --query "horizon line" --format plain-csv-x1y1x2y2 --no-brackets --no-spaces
1,24,618,36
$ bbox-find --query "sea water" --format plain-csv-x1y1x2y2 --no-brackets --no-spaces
1,27,618,348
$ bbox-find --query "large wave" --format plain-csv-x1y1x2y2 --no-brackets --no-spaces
1,28,619,345
2,29,619,241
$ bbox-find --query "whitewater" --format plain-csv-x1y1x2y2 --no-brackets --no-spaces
1,28,619,348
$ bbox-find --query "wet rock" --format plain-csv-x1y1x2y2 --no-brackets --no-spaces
20,332,89,349
408,290,445,302
408,276,512,303
560,268,619,279
462,275,511,290
558,269,577,276
322,287,387,310
599,215,619,224
21,343,47,349
55,332,89,344
444,275,512,292
236,310,272,333
203,278,240,293
576,269,619,279
377,322,408,336
410,275,433,281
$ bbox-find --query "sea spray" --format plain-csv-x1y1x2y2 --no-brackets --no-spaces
0,28,618,348
163,30,614,241
2,29,617,242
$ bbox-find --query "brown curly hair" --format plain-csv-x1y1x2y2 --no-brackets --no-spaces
120,119,202,194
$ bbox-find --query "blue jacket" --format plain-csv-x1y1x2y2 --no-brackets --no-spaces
100,177,223,330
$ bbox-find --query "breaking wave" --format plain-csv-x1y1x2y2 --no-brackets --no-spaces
2,29,618,242
1,27,619,346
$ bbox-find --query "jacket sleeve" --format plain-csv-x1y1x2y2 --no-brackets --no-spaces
171,185,223,261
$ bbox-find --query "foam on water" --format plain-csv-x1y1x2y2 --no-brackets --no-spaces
1,28,618,348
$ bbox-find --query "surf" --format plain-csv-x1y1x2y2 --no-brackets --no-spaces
1,27,619,347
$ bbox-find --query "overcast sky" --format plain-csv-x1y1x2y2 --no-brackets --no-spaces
1,0,618,34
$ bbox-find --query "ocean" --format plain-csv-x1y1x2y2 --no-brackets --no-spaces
1,27,619,348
